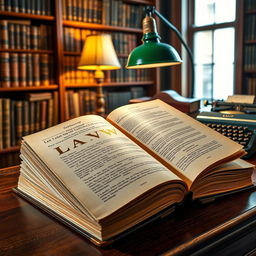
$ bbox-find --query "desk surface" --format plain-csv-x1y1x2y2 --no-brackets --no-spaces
0,167,256,256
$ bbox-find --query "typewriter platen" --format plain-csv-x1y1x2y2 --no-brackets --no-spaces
196,98,256,159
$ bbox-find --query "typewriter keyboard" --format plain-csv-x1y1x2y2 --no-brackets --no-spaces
205,123,252,146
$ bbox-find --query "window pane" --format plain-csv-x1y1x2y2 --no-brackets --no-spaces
194,31,213,98
195,0,236,26
215,0,236,24
213,28,235,99
195,64,213,99
194,31,213,63
194,0,215,26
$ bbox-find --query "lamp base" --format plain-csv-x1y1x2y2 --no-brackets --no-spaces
95,70,105,116
96,85,105,116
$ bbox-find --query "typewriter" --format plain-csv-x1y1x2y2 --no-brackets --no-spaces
196,96,256,158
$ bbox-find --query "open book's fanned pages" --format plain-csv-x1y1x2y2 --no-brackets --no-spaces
17,114,187,244
106,100,254,198
16,100,255,245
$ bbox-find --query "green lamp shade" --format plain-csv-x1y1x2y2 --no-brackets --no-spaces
126,41,182,69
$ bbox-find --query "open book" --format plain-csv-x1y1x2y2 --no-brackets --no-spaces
16,100,255,246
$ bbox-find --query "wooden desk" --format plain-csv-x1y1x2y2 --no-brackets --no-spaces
0,167,256,256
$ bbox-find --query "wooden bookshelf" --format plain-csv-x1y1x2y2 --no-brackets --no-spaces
0,0,160,168
236,0,256,94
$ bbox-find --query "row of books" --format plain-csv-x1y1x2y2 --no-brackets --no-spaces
245,0,256,10
109,57,151,83
0,0,52,16
63,27,137,55
0,92,58,150
244,15,256,41
245,76,256,94
65,89,96,120
62,0,144,28
0,52,55,88
64,56,95,85
63,56,151,85
0,20,53,50
105,87,145,113
65,87,145,118
0,152,20,168
244,45,256,71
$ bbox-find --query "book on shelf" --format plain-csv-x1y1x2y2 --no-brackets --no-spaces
0,0,52,15
16,100,255,246
0,92,58,149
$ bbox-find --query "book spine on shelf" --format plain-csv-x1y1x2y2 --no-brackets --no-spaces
10,100,16,147
0,20,8,49
19,53,27,87
22,101,30,137
32,54,41,86
40,100,47,130
40,54,50,86
8,23,15,49
19,0,26,13
14,101,23,145
0,99,3,150
27,53,33,87
10,53,19,88
14,24,21,49
5,0,11,11
29,101,35,134
2,98,11,148
0,52,10,88
0,0,4,10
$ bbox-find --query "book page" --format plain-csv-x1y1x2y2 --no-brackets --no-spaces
107,100,245,186
22,115,184,220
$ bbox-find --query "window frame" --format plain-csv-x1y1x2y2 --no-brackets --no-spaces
187,0,243,99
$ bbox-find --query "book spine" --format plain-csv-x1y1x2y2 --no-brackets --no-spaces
8,24,15,49
10,53,19,88
35,0,41,15
40,54,50,86
62,0,67,20
2,98,11,148
5,0,12,11
26,0,32,14
46,0,51,15
0,20,8,49
0,52,11,88
32,54,41,86
19,0,26,13
0,99,3,150
40,100,47,130
14,100,23,145
0,0,4,10
29,101,35,134
19,53,27,87
47,98,53,127
27,53,33,87
22,101,30,136
67,0,73,20
31,26,39,50
34,101,41,132
53,91,59,125
14,24,21,49
77,0,83,21
31,0,36,15
21,24,27,49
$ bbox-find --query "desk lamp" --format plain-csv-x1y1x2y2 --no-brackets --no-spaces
78,34,121,116
126,6,195,96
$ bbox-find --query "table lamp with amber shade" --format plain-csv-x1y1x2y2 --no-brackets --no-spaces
77,34,121,116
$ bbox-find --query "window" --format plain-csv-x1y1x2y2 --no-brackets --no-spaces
191,0,236,100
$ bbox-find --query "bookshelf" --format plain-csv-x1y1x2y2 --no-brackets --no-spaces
0,0,160,168
236,0,256,94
